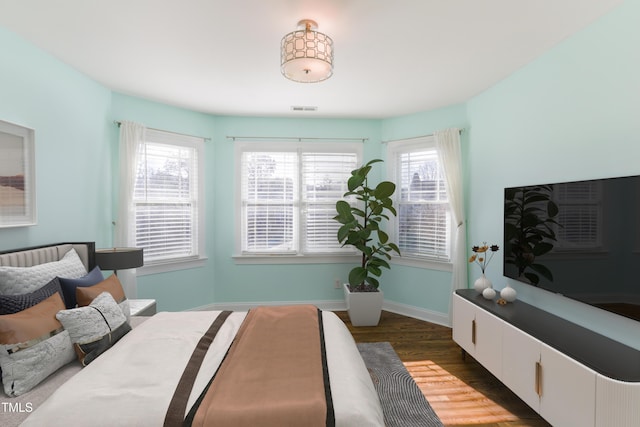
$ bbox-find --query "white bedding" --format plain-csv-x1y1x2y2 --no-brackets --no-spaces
21,310,383,427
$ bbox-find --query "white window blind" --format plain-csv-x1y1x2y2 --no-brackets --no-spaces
388,138,451,261
134,130,203,263
238,143,360,256
242,152,298,253
302,152,358,253
555,181,602,249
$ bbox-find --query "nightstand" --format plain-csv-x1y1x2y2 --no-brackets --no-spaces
129,299,157,316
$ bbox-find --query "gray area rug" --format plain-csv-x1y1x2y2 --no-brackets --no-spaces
358,342,444,427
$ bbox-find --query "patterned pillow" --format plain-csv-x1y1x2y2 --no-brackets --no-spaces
75,274,130,321
56,292,131,366
0,293,75,396
58,266,104,309
0,278,63,315
0,249,87,295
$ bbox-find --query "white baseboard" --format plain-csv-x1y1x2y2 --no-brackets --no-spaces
382,300,451,328
187,299,451,328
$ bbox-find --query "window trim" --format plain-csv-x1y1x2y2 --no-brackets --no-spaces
133,128,206,274
386,136,453,268
234,140,363,262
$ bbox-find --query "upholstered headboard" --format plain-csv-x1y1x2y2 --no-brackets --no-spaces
0,242,95,271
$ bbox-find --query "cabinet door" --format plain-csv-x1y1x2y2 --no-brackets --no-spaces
502,322,541,411
539,343,596,427
474,308,503,378
596,375,640,427
452,294,476,355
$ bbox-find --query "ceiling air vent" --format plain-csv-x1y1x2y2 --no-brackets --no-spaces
291,105,318,112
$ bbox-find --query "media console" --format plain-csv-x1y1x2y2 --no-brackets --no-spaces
452,289,640,426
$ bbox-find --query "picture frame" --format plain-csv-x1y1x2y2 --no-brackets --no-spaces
0,119,36,227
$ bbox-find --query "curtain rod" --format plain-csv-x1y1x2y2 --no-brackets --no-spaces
381,128,465,144
113,121,211,141
226,135,368,142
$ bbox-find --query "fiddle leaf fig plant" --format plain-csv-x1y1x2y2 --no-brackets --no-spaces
334,159,401,291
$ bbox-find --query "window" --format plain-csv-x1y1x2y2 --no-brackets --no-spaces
236,142,361,258
387,137,452,264
133,129,204,266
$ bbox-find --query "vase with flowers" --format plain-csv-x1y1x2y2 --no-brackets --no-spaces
469,243,500,294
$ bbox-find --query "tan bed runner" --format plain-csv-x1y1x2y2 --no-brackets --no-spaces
187,305,334,427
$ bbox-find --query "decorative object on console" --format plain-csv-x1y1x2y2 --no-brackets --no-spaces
482,287,496,300
94,247,143,275
500,283,517,302
281,19,333,83
473,274,492,293
469,242,499,293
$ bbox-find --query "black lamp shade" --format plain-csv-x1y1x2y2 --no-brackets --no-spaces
95,248,144,271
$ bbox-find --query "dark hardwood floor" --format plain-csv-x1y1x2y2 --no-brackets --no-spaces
335,310,551,427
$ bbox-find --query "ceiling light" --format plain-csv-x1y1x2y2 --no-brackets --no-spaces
281,19,333,83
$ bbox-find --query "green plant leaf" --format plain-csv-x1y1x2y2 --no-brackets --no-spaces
365,159,384,167
337,225,351,242
378,229,389,244
374,181,396,199
348,175,365,192
387,242,400,254
366,276,379,289
348,267,368,286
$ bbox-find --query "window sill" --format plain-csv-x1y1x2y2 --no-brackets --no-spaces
233,254,360,265
136,256,208,276
391,256,453,272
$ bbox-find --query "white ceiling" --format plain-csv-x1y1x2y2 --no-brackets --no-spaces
0,0,624,119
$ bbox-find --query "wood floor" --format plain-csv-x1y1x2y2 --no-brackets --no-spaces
335,310,551,427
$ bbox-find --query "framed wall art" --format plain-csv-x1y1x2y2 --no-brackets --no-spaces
0,119,36,227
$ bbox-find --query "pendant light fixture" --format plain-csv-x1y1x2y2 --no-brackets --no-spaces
280,19,334,83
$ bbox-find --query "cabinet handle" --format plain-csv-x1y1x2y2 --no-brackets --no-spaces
535,361,542,397
471,319,476,344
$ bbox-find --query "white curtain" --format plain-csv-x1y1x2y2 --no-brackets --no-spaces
435,128,467,326
114,121,146,298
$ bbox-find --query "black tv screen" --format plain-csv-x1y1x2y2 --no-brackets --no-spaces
504,175,640,322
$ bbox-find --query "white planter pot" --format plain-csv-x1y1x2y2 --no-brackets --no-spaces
343,283,383,327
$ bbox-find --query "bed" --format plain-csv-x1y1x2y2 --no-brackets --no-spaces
0,242,383,426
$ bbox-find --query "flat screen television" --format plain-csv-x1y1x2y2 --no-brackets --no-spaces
503,174,640,322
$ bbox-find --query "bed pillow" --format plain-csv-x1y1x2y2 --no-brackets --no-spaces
75,274,130,321
0,248,87,296
0,292,75,396
58,266,104,309
56,292,131,366
0,277,63,315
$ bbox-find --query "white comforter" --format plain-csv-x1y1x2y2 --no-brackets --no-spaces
21,310,383,427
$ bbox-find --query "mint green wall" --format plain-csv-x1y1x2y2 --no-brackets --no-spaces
109,94,217,311
0,27,112,251
466,0,640,348
379,105,469,314
210,116,382,304
1,0,638,348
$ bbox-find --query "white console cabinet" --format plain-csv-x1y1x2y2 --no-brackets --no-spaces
453,290,640,427
452,294,503,378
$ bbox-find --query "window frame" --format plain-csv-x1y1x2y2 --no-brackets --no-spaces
234,140,363,264
387,136,453,271
134,129,206,276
